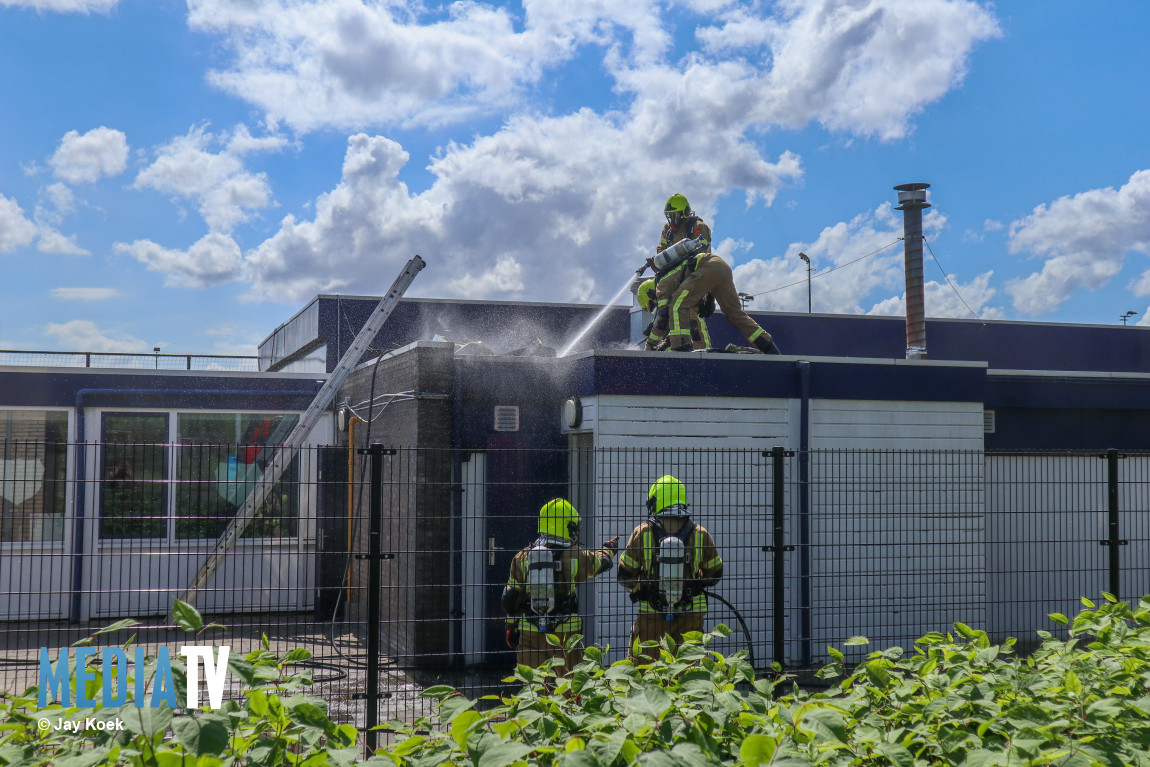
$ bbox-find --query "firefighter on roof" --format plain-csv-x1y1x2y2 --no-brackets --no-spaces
618,475,724,661
644,193,781,355
502,498,618,673
637,277,711,350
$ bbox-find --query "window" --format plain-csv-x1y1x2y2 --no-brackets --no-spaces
0,410,68,543
175,413,300,540
99,413,168,539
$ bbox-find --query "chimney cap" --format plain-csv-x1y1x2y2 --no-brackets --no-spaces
894,182,931,210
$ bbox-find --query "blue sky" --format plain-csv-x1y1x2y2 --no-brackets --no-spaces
2,0,1150,355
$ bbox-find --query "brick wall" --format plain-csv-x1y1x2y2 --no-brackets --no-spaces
339,343,454,668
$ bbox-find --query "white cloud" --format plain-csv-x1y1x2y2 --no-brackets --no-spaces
445,255,525,299
0,194,37,252
51,287,119,300
186,0,645,132
732,203,936,314
36,229,90,255
694,0,1001,139
867,271,1003,319
0,0,119,11
134,124,283,232
185,0,998,138
50,127,129,184
42,320,146,352
1007,169,1150,315
150,0,1000,305
241,121,802,304
116,232,243,287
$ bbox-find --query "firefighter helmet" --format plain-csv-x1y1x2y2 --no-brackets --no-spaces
647,475,689,516
664,194,691,226
637,278,657,313
538,498,580,543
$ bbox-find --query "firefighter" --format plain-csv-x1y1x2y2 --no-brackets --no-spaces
644,194,781,355
637,277,711,351
617,475,724,661
502,498,619,673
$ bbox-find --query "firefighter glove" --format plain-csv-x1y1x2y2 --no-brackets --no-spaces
602,535,619,555
699,293,716,318
506,626,521,649
641,582,666,611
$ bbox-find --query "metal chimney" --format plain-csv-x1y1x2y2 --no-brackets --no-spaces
894,182,931,360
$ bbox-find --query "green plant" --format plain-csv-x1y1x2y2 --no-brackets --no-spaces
0,599,358,767
376,595,1150,766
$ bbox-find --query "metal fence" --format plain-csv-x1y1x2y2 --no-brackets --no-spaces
0,349,259,371
3,443,1150,734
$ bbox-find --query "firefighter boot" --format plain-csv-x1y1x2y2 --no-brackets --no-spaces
753,335,781,355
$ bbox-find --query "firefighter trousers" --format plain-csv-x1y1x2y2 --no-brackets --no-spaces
516,628,584,675
668,255,769,350
628,611,705,662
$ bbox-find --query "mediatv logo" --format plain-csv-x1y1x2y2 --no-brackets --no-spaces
38,646,231,709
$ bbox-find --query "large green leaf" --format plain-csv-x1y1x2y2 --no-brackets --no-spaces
171,713,230,756
171,599,204,632
739,734,778,765
796,707,848,744
476,741,533,767
623,684,673,719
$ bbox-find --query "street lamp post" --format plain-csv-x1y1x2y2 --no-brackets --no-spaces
798,252,811,313
1121,310,1138,325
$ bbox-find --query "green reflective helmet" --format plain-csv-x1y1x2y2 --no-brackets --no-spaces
647,475,689,516
637,278,657,313
664,194,691,226
538,498,580,542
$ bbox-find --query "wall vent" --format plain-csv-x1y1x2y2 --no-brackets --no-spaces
494,406,520,432
983,409,996,434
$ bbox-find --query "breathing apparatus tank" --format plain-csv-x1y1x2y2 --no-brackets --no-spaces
657,536,687,619
652,237,704,273
526,542,560,632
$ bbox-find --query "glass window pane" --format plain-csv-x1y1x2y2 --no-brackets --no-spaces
175,414,299,540
0,410,68,543
100,414,167,539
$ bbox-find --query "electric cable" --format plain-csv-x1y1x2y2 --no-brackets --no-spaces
745,239,902,300
922,236,982,320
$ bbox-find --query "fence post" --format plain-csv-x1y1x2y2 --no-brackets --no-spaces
762,446,794,668
363,443,384,752
1103,448,1128,599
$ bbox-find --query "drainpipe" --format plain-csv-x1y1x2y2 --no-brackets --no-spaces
69,386,319,623
894,183,931,360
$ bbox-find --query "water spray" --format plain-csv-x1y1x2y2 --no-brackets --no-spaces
558,269,643,357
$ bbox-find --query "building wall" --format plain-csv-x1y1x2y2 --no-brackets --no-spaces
564,389,987,665
339,342,454,667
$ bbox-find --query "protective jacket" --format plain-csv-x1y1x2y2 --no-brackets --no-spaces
618,519,723,614
646,216,714,350
504,541,615,633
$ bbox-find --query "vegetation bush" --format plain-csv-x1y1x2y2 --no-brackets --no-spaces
378,594,1150,767
0,600,358,767
3,595,1150,766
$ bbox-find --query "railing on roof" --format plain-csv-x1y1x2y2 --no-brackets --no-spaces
0,349,260,372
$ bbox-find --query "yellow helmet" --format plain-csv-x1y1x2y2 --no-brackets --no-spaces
647,475,689,516
637,278,657,313
664,194,691,225
538,498,580,542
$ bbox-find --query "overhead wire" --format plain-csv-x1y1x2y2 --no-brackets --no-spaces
922,236,982,320
745,239,903,299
